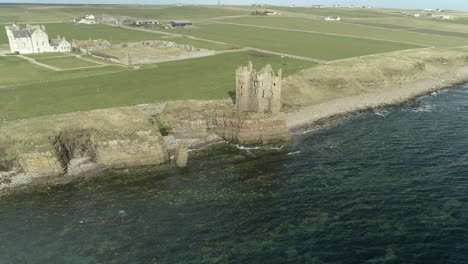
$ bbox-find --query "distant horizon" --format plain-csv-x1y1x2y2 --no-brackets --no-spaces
0,0,466,11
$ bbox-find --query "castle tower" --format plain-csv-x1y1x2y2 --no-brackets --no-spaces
235,61,254,112
235,62,282,114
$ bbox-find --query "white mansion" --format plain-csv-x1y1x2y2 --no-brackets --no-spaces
5,24,71,54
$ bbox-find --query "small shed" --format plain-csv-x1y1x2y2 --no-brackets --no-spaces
170,21,193,27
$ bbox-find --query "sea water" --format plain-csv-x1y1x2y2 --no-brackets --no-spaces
1,84,468,264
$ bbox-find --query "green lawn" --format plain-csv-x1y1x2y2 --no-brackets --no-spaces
218,17,468,47
25,53,72,59
173,23,421,61
37,56,100,69
0,56,124,87
0,51,316,120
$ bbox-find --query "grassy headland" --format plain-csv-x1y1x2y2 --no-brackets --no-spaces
0,51,316,120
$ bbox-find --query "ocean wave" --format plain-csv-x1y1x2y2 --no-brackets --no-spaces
373,109,390,117
410,104,434,113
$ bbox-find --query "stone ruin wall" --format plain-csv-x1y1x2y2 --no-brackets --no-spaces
90,40,216,65
236,62,282,114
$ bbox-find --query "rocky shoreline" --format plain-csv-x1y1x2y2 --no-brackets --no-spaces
2,49,468,195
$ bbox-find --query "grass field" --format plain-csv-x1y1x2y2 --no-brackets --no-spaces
37,56,101,69
0,56,124,87
406,28,468,39
47,5,249,20
262,6,404,19
2,4,468,121
173,23,420,61
25,53,71,59
346,17,468,34
0,24,167,45
101,46,188,59
47,24,167,44
0,5,249,23
162,37,235,50
0,51,316,120
0,5,70,23
217,17,468,47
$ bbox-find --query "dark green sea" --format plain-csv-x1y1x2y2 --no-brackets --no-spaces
1,84,468,264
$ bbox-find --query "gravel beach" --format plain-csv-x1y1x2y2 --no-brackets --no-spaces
286,66,468,132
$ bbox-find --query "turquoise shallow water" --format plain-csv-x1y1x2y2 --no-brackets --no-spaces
1,84,468,264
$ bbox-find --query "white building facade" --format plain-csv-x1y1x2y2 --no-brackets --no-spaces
5,24,71,54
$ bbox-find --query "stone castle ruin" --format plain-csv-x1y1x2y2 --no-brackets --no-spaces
235,61,282,114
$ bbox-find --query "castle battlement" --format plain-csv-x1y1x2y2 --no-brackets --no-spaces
235,61,282,114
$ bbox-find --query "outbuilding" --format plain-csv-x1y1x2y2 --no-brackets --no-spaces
170,21,193,27
325,16,341,21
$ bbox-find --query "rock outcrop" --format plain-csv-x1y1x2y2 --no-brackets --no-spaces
0,107,170,194
175,143,189,167
214,111,291,146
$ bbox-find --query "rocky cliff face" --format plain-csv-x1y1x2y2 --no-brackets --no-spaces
213,112,291,146
0,108,170,194
95,131,168,169
1,101,292,195
159,100,291,147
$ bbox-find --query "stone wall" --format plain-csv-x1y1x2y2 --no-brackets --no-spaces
125,50,216,65
91,40,216,65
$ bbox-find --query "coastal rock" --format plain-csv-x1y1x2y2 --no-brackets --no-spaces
18,151,64,178
214,112,291,146
0,107,171,194
96,131,169,169
175,143,188,167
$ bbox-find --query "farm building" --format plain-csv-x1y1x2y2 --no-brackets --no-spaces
325,16,341,21
102,15,135,26
170,21,193,27
73,14,97,24
312,5,324,8
72,39,111,54
134,20,159,26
